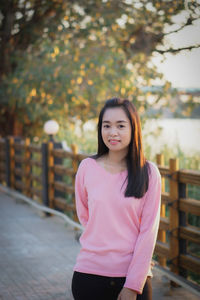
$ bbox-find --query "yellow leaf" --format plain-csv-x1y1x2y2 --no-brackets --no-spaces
12,78,18,84
84,99,89,106
88,80,93,85
72,96,76,102
125,80,130,88
121,88,126,95
132,86,136,92
65,33,71,39
74,56,79,62
26,97,31,104
64,103,68,112
30,88,37,97
128,90,132,96
67,89,73,94
71,79,75,85
111,24,118,31
115,86,120,92
168,7,174,13
130,37,135,44
54,67,60,78
100,65,106,74
80,70,85,76
77,77,82,84
90,63,94,68
139,106,144,113
80,64,85,69
54,47,59,55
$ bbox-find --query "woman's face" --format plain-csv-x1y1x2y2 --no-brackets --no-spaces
101,107,132,154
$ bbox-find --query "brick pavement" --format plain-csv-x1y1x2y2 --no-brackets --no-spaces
0,190,198,300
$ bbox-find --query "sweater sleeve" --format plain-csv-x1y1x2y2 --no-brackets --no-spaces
75,160,89,227
124,163,161,294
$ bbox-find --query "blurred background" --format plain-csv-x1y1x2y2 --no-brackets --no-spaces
0,0,200,169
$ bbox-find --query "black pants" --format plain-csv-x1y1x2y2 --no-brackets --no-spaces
71,271,152,300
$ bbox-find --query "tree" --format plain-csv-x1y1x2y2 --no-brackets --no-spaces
0,0,199,138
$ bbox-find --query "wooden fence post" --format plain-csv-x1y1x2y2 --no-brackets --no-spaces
14,137,22,192
179,181,188,278
169,158,179,283
5,137,11,187
9,137,15,189
156,153,166,267
24,138,31,197
53,142,65,204
71,144,79,223
42,142,49,207
48,141,55,209
0,139,5,184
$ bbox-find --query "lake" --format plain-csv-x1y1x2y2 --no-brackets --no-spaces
83,118,200,156
143,118,200,156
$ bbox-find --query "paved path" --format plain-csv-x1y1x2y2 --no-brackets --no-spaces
0,189,198,300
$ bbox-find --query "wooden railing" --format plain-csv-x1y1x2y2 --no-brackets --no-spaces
155,155,200,281
0,137,199,286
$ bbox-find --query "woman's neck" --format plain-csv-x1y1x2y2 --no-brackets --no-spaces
106,151,127,167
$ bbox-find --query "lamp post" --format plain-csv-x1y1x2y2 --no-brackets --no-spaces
43,120,59,141
42,120,63,209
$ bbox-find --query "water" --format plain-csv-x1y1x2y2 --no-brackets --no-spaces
143,118,200,156
83,118,200,156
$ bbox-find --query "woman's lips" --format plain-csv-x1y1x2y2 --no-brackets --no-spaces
109,139,120,145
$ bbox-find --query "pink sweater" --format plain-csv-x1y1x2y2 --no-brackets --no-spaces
73,157,161,294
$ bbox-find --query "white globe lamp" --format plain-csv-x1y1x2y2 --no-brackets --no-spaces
44,120,59,141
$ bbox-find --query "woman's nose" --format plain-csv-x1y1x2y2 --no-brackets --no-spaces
109,127,118,136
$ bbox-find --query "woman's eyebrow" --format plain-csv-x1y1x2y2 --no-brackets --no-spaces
102,120,128,123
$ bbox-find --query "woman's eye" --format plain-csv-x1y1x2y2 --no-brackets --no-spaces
103,125,110,128
119,125,125,128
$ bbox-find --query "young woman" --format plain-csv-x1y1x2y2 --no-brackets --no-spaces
71,98,161,300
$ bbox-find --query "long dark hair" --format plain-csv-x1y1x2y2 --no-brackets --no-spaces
94,97,150,198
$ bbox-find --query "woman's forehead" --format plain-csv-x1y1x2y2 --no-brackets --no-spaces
102,107,129,122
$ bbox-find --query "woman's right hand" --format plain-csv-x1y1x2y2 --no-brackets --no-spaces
117,287,137,300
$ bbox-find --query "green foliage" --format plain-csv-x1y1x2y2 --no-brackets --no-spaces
1,32,163,138
1,0,199,136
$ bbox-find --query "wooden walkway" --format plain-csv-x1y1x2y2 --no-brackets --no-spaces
0,189,198,300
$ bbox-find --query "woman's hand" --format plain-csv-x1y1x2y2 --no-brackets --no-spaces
150,260,155,269
117,287,137,300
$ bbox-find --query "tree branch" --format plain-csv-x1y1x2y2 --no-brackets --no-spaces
154,44,200,54
164,17,199,36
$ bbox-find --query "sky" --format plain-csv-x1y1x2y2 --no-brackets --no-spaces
152,13,200,89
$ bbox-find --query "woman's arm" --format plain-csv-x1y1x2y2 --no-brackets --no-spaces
75,160,89,227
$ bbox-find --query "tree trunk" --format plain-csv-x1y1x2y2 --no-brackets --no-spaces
0,0,15,80
0,109,23,137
